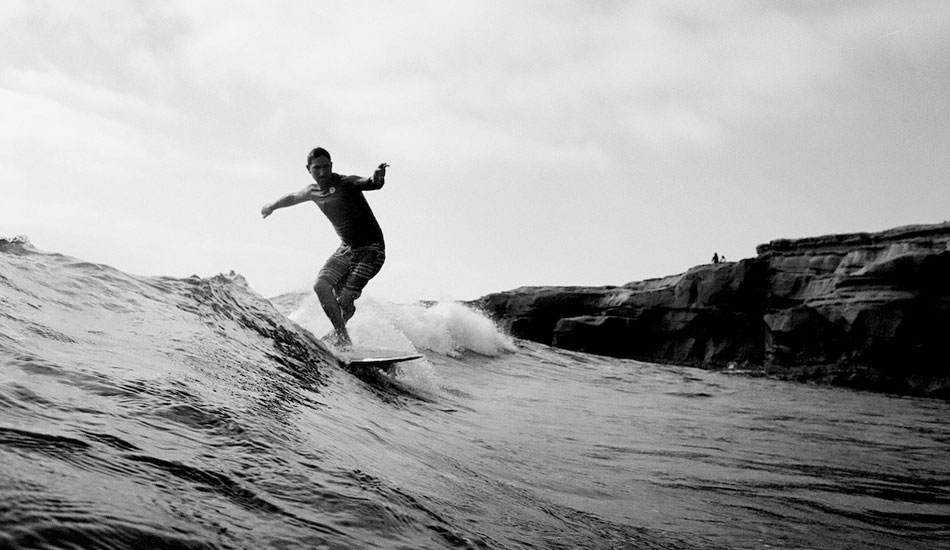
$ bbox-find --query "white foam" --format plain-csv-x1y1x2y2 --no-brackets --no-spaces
287,294,516,358
287,293,333,338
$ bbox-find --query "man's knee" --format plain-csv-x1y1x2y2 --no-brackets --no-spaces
314,279,337,305
338,288,358,321
338,288,359,307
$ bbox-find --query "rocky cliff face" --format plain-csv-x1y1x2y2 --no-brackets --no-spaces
475,223,950,397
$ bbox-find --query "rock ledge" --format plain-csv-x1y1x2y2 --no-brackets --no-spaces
475,222,950,398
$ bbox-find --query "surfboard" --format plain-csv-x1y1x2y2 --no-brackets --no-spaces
340,349,424,372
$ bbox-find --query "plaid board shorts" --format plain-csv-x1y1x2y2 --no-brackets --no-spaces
316,242,385,297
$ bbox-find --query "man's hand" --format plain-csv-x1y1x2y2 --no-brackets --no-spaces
261,203,274,219
373,163,389,186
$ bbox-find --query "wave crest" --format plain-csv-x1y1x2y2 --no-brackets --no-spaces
286,295,516,357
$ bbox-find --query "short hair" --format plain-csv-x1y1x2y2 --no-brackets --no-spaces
306,147,331,167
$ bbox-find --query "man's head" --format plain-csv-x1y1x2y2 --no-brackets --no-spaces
306,147,333,185
307,147,331,166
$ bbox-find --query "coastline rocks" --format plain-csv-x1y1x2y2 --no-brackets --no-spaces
475,223,950,397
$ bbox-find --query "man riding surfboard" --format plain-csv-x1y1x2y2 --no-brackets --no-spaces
262,147,388,348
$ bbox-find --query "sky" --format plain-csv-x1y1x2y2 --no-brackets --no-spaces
2,1,949,302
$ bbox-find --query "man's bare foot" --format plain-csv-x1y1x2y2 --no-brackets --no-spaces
322,328,352,350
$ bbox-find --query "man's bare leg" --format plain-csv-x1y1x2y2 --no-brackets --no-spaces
337,288,359,323
314,279,351,347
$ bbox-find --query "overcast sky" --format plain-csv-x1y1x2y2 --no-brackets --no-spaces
2,1,948,302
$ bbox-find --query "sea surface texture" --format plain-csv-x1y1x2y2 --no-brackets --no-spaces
1,237,948,550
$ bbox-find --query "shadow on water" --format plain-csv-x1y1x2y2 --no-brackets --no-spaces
341,362,440,406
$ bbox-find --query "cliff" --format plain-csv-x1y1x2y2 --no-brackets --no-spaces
475,223,950,398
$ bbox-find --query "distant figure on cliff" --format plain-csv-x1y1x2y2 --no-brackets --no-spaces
261,147,389,348
712,253,720,264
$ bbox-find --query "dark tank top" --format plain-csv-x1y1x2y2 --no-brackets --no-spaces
315,174,384,247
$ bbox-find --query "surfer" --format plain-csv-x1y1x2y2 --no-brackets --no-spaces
261,147,388,348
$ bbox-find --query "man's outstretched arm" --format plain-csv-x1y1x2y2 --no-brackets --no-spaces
350,163,389,191
261,186,315,218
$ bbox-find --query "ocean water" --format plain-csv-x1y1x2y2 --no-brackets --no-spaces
1,236,948,550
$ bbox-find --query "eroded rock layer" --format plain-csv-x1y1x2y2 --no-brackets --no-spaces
475,223,950,397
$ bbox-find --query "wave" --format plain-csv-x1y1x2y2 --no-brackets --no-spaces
0,236,517,548
283,293,517,358
5,235,950,550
